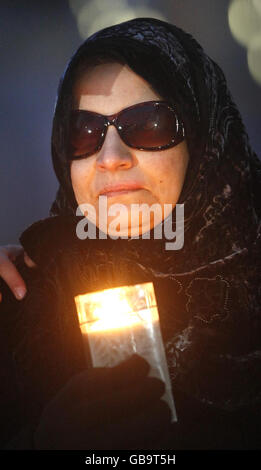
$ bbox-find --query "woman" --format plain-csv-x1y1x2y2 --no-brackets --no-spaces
0,17,261,450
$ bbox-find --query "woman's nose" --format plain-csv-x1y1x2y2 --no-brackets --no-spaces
95,126,135,171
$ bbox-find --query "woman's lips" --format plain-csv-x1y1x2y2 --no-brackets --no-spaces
99,183,144,197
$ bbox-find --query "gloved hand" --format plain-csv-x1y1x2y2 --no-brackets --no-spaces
33,354,173,450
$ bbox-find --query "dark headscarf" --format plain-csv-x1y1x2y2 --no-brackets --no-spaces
48,18,261,411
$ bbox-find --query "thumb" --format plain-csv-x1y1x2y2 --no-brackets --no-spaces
0,252,27,301
90,354,151,393
24,252,36,268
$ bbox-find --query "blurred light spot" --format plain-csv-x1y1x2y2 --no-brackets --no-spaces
74,0,167,39
68,0,89,16
228,0,261,85
248,33,261,84
228,0,261,47
253,0,261,16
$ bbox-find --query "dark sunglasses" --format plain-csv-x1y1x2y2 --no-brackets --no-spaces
68,100,185,159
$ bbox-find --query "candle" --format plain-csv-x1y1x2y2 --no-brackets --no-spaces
75,282,177,422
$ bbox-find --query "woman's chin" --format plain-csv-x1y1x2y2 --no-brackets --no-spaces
104,219,157,238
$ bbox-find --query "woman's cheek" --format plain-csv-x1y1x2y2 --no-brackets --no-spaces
70,160,93,205
140,155,187,207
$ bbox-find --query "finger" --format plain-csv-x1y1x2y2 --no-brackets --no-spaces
24,252,36,268
102,376,166,421
0,255,27,300
51,355,150,406
106,354,150,386
2,244,24,262
73,376,166,428
87,355,151,394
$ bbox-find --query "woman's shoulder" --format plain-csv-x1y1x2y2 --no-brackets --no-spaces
0,216,79,328
19,215,79,267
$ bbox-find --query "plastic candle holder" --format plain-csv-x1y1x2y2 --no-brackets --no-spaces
75,282,177,422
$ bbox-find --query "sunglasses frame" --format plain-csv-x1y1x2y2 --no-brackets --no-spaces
69,100,185,159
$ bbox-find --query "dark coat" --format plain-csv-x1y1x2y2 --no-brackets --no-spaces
0,215,260,450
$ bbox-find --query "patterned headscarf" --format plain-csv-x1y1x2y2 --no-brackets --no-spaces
49,18,261,411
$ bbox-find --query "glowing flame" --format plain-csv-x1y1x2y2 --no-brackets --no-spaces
75,282,158,332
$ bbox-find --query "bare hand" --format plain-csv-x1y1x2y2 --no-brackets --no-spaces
0,245,36,301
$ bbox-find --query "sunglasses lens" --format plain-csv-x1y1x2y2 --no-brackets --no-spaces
68,102,183,159
69,111,105,157
119,102,179,149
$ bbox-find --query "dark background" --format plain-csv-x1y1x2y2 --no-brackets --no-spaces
1,0,260,244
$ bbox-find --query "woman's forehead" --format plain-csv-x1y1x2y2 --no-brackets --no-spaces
72,62,162,114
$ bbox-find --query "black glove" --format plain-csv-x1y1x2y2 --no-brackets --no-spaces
33,354,173,450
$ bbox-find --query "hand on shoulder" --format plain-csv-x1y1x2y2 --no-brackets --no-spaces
0,244,36,302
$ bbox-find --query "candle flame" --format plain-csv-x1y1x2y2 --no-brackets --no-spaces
75,282,158,332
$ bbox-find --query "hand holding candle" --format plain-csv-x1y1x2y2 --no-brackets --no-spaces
75,282,177,423
33,355,173,449
32,283,176,450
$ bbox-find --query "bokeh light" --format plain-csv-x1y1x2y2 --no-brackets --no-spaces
248,32,261,84
228,0,261,47
228,0,261,85
253,0,261,16
69,0,167,39
68,0,88,16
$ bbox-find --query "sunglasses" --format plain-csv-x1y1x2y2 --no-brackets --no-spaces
68,100,185,159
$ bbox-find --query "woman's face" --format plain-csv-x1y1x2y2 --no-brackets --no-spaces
71,62,189,236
